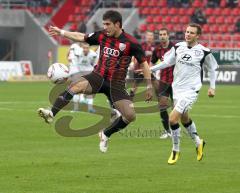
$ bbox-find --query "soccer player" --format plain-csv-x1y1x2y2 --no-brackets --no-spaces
38,10,153,153
129,30,155,97
68,42,98,113
151,23,218,164
151,28,174,139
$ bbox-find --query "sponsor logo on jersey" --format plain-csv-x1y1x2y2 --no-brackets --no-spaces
103,47,120,57
181,54,192,61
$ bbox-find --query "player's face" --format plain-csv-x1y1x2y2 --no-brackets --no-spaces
82,44,90,55
103,19,119,37
145,31,154,43
185,26,199,44
159,30,169,43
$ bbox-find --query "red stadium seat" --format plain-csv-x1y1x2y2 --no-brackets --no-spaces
232,8,239,16
202,25,210,33
222,35,231,41
204,8,213,16
68,15,76,22
149,0,158,7
178,8,185,16
160,8,168,15
209,42,217,48
220,0,227,7
172,16,180,23
213,8,221,15
180,16,189,24
74,7,81,14
152,8,161,15
210,25,219,33
148,24,156,32
166,23,174,31
45,6,53,14
233,35,240,41
156,24,164,30
169,8,177,15
153,16,162,23
146,16,154,23
163,16,171,23
139,24,147,32
208,16,216,24
216,16,225,24
222,8,231,15
158,0,167,7
141,7,151,16
186,8,194,15
192,0,203,8
219,25,228,33
225,16,234,24
70,23,78,31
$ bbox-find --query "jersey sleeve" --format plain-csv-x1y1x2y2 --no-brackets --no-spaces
163,46,176,66
151,49,158,64
203,52,219,89
130,42,146,64
84,31,101,45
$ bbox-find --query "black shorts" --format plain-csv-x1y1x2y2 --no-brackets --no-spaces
158,81,173,99
82,71,131,103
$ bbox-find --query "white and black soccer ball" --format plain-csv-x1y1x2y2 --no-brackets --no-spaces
47,63,69,84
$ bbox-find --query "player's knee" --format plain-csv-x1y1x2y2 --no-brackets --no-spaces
123,112,136,123
169,115,178,125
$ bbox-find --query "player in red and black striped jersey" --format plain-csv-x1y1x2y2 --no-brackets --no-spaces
129,30,155,97
151,28,174,139
38,10,153,153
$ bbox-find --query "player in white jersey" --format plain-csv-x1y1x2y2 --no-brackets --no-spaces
68,42,98,113
151,23,218,164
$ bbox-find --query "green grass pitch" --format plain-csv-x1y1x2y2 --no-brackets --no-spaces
0,82,239,193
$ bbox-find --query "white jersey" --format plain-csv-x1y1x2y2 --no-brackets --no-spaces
151,42,218,92
68,43,98,75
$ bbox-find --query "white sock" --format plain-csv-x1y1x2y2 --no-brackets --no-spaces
171,127,181,152
87,98,93,110
185,121,201,147
79,94,86,103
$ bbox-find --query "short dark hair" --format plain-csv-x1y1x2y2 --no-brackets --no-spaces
188,23,202,35
103,10,122,28
159,28,169,35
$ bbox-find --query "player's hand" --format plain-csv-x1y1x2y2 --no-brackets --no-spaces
208,88,215,98
145,85,153,102
49,26,61,36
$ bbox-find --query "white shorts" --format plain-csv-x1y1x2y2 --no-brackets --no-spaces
173,90,199,114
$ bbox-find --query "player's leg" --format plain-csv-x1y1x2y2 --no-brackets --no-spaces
158,81,172,139
181,112,205,161
85,94,96,113
167,109,182,164
72,94,80,112
38,72,102,123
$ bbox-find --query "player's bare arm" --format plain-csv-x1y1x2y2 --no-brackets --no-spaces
49,26,85,42
140,61,153,101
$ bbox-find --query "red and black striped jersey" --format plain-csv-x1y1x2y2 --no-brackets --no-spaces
134,42,155,71
84,30,146,81
151,42,174,84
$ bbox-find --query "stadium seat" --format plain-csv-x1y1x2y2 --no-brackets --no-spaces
222,8,231,15
202,25,210,33
153,16,162,23
146,16,154,23
219,25,228,33
141,7,151,16
178,8,185,16
209,42,217,48
70,23,78,31
212,8,221,15
148,0,158,7
156,24,164,30
163,16,171,23
222,35,231,41
166,23,174,31
208,16,216,24
68,15,76,22
148,24,156,31
232,8,239,16
160,8,168,15
152,8,161,15
74,7,81,14
158,0,167,7
220,0,227,7
180,16,189,24
192,0,203,8
186,8,194,16
140,0,148,7
233,35,240,41
172,16,180,23
139,24,147,32
225,16,234,24
210,25,219,33
45,6,53,15
169,8,177,15
216,16,225,24
204,8,213,16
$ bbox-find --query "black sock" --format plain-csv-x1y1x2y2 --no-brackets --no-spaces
160,110,170,132
51,90,74,116
104,116,128,137
170,123,180,130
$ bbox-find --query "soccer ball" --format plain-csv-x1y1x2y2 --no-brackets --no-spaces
47,63,69,84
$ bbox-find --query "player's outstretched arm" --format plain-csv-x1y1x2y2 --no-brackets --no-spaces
49,26,85,42
140,61,153,102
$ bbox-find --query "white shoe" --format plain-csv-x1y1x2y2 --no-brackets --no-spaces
99,131,109,153
110,109,121,123
37,108,54,123
160,131,172,139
